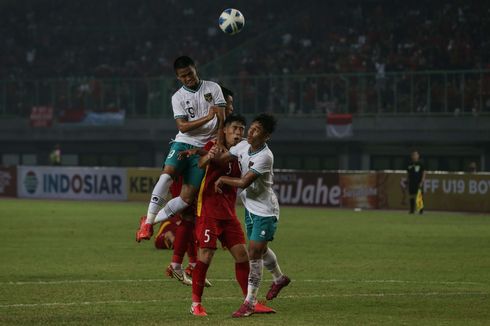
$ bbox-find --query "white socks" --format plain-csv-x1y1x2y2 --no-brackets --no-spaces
245,259,263,304
263,247,284,283
145,174,173,224
154,196,189,224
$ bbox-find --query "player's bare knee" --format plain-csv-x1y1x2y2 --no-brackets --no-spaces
247,248,262,260
230,244,248,263
162,165,176,178
200,248,215,264
248,242,267,259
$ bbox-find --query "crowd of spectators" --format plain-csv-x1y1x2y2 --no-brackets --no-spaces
2,0,489,79
1,0,490,115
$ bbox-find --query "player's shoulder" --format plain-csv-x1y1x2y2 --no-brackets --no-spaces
229,139,248,157
256,144,274,161
235,139,249,151
264,145,274,159
171,86,186,100
202,80,220,89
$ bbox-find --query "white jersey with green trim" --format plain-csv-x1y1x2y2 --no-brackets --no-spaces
229,140,280,218
171,80,226,147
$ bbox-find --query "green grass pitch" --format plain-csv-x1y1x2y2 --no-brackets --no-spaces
0,198,489,325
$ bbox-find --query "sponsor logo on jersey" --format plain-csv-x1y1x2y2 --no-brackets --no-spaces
248,161,254,168
204,93,213,102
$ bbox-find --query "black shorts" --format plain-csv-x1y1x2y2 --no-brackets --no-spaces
408,183,421,195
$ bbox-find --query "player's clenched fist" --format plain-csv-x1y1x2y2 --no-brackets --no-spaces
207,145,219,159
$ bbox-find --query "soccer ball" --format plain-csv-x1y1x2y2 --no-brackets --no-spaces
218,8,245,35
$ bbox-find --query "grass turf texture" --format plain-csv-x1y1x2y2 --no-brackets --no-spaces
0,198,489,325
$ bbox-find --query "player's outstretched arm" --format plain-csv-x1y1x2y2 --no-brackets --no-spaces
175,106,218,133
214,171,258,194
215,107,226,152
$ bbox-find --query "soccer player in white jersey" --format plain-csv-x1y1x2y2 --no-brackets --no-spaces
214,113,291,318
136,56,227,264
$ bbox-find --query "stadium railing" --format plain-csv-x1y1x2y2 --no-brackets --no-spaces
1,70,489,118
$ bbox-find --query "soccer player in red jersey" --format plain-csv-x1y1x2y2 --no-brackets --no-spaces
179,114,275,316
153,215,200,283
138,180,197,285
164,177,197,285
153,178,187,251
139,85,236,285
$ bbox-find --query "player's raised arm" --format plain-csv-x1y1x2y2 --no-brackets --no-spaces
215,107,226,149
212,83,227,151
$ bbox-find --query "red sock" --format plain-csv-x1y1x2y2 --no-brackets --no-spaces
187,241,197,265
235,261,250,296
172,220,193,264
192,260,209,303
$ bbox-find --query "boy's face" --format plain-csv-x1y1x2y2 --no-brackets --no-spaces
175,66,199,88
247,121,269,147
224,121,245,148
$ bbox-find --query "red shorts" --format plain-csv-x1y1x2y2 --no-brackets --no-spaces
196,216,246,250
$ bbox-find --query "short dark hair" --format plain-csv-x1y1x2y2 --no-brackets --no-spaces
252,113,277,134
220,85,234,98
225,114,246,127
173,56,195,71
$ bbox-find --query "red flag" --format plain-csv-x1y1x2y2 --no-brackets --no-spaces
326,113,353,139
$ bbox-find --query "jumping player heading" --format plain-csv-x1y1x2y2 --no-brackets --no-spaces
136,56,226,242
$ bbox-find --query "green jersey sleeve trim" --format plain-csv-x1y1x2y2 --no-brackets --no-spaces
250,168,262,176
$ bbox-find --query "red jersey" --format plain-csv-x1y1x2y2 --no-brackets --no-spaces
197,141,241,219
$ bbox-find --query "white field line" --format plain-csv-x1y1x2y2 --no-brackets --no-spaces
0,278,485,286
1,292,489,309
